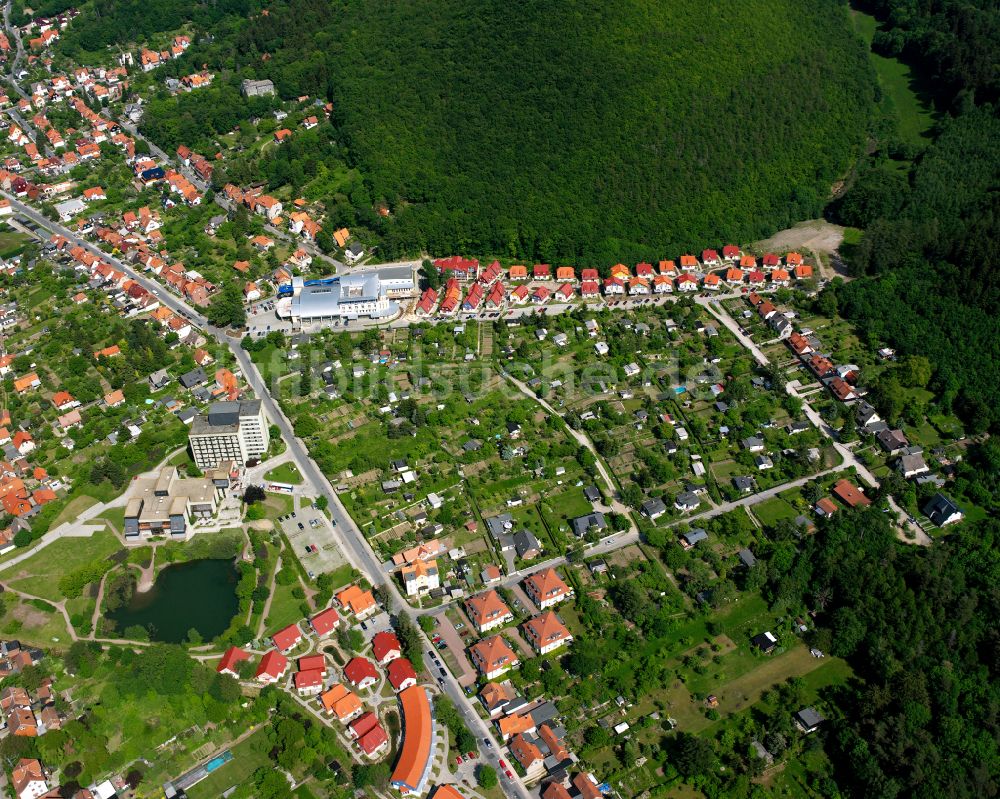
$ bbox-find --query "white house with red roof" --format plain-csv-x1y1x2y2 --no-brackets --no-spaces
255,650,288,684
310,607,341,638
294,669,325,695
387,658,417,691
344,657,379,690
371,631,402,666
523,568,574,610
217,647,250,677
272,623,302,653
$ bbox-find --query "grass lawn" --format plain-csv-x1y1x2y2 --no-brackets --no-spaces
264,462,304,485
851,10,937,148
263,493,295,521
264,578,306,636
3,597,72,645
48,494,100,529
4,529,122,601
0,226,31,258
186,729,272,799
751,496,799,526
98,507,127,534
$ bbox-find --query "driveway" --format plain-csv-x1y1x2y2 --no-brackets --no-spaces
509,584,538,616
429,613,477,687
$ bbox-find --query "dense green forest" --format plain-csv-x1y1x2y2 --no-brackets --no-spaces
830,1,1000,430
767,507,1000,799
319,0,875,263
133,0,875,265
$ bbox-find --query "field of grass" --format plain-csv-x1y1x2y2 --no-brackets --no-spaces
264,576,306,636
98,507,127,533
852,10,937,148
48,494,100,529
752,496,800,526
262,493,295,521
3,597,72,645
0,226,32,258
4,529,122,601
264,462,304,485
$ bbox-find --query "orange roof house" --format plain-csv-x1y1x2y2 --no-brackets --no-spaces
523,568,573,609
215,368,239,400
470,635,520,679
465,589,513,633
51,390,76,409
679,254,698,269
320,683,363,721
336,584,377,617
523,611,573,654
832,479,871,508
13,373,39,393
498,713,535,740
390,686,433,794
510,733,544,771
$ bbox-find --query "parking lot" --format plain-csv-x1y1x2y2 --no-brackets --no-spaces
277,502,350,578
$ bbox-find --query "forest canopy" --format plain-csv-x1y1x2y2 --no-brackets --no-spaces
317,0,875,263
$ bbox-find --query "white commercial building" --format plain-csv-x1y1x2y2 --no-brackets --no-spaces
189,400,270,469
275,267,415,325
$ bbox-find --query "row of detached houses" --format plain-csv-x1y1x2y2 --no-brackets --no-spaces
418,251,815,315
747,292,863,404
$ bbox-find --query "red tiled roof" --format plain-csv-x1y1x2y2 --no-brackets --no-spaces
832,479,871,508
387,658,417,689
298,654,326,672
217,647,250,675
271,623,301,652
372,631,402,663
344,657,378,686
310,607,340,636
294,669,325,690
255,650,288,680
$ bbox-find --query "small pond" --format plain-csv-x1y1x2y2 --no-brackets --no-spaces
106,558,239,643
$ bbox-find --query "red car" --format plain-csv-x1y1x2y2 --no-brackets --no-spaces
499,759,507,769
505,770,514,779
466,751,476,759
455,755,463,765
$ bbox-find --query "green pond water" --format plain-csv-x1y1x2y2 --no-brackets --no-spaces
107,558,239,643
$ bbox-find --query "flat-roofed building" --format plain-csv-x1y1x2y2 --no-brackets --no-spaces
188,400,269,468
276,268,415,325
123,465,231,539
